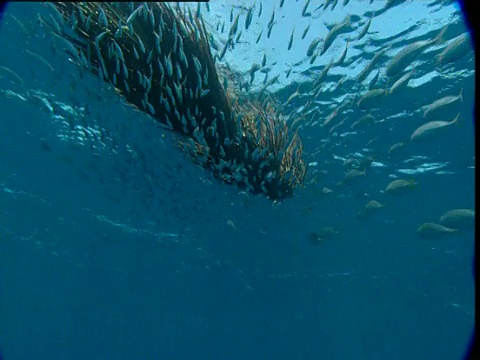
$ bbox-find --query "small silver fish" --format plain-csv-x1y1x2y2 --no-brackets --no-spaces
287,26,295,51
301,24,311,39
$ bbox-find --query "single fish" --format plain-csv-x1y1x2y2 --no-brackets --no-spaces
332,74,346,92
365,200,384,212
314,58,334,86
436,32,470,65
268,5,275,28
388,67,415,95
351,113,375,130
256,30,263,44
423,88,463,118
301,24,311,40
388,142,405,157
355,16,372,41
126,4,144,25
307,37,321,57
411,113,460,142
357,199,384,219
416,222,458,238
228,13,240,38
25,49,55,72
0,65,24,85
302,0,311,17
356,45,390,82
439,209,475,229
356,89,387,110
288,26,295,51
320,15,354,55
245,6,254,30
386,25,447,77
267,22,275,39
385,178,417,195
342,168,366,184
368,70,380,90
334,42,349,66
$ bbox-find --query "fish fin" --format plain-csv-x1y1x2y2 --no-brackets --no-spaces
458,88,463,103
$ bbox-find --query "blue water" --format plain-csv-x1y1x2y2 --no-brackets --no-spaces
0,2,475,360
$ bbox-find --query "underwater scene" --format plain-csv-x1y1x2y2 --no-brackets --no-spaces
0,1,475,359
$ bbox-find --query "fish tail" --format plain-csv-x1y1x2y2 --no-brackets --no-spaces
452,112,461,126
434,25,448,45
411,64,417,75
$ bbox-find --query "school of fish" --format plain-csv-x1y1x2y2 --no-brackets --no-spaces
0,0,474,240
